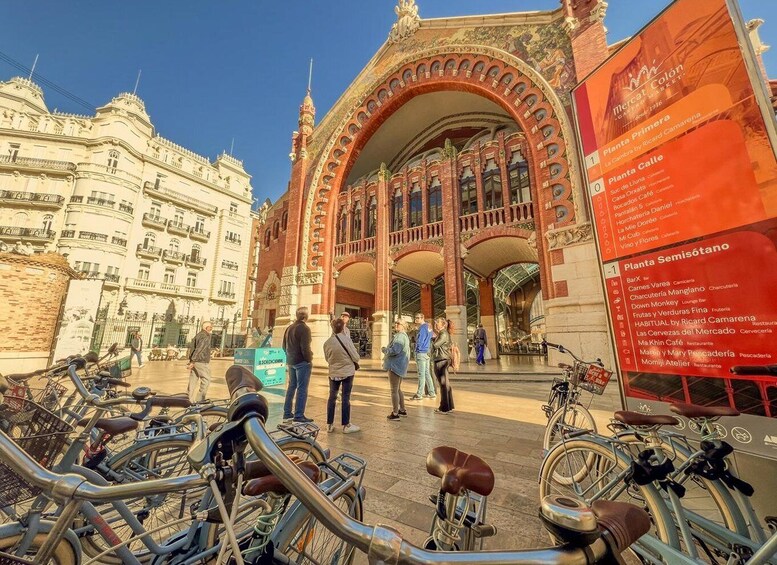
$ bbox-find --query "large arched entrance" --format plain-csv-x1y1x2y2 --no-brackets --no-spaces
276,45,612,366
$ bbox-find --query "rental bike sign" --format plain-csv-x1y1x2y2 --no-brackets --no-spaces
572,0,777,458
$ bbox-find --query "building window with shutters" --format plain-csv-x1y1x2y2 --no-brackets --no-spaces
107,150,119,174
482,158,502,210
508,151,531,204
337,206,348,244
391,189,403,232
352,202,362,240
428,177,442,223
367,196,377,237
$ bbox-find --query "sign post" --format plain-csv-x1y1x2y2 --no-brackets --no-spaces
573,0,777,459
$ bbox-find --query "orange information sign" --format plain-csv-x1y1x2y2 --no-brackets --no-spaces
574,0,777,457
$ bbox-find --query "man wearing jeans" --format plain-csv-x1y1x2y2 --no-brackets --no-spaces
187,321,213,402
282,306,314,423
410,313,436,400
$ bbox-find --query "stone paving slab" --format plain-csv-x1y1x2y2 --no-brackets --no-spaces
127,358,624,561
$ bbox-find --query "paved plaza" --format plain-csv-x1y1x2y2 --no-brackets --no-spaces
131,357,623,554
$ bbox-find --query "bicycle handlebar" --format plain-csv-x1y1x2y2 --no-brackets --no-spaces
542,341,604,368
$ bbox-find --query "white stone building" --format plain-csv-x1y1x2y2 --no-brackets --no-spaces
0,76,253,349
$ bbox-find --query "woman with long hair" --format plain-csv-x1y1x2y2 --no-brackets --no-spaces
431,317,455,414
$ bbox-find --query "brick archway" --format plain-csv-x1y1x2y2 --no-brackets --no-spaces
302,46,583,312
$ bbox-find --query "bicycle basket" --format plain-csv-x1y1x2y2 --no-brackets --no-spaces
0,396,73,507
572,362,612,395
31,379,67,411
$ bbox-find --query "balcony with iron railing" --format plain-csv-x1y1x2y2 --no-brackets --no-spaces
111,236,127,247
0,155,76,175
143,181,218,216
60,229,75,238
221,260,239,271
86,197,116,209
167,221,190,237
142,213,167,230
224,235,242,246
118,202,134,214
0,190,64,209
162,249,186,264
189,226,210,242
125,277,204,297
136,244,163,259
216,290,237,301
78,231,108,242
459,202,534,234
186,254,206,269
83,272,121,287
0,226,56,242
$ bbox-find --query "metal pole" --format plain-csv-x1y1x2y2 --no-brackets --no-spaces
149,315,156,348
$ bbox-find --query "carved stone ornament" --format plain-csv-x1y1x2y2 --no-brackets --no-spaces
296,271,324,286
527,231,538,253
332,269,340,279
562,16,580,33
545,222,593,249
388,0,420,44
589,1,608,24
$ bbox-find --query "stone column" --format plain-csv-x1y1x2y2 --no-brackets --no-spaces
420,283,433,319
478,278,498,360
439,140,469,355
371,164,392,359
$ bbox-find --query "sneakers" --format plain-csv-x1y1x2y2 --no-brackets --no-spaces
293,416,314,423
398,409,408,418
343,423,361,434
425,394,437,399
327,424,336,433
282,417,294,424
434,408,452,415
410,394,423,401
387,413,401,421
138,364,146,368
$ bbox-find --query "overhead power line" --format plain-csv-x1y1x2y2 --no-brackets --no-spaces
0,49,95,112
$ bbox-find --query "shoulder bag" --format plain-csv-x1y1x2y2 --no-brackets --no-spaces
335,334,360,371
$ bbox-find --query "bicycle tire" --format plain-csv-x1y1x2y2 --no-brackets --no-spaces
0,533,78,565
274,438,327,465
274,486,363,565
78,438,196,563
542,403,596,454
539,436,678,551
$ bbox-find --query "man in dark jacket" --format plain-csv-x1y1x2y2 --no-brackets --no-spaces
187,321,213,402
282,307,314,423
130,332,144,368
474,323,488,365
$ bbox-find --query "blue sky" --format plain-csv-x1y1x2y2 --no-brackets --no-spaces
2,1,775,204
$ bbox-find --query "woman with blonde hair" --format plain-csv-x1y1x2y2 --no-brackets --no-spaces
382,318,410,421
431,317,455,414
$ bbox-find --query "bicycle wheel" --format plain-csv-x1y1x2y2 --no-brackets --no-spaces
543,403,596,454
274,486,363,565
78,438,197,563
275,438,327,465
0,533,78,565
539,436,678,550
618,432,749,561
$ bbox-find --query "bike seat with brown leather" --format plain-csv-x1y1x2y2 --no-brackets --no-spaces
614,411,679,427
77,416,139,436
4,368,47,382
243,460,320,496
592,499,651,553
426,446,495,497
149,394,191,409
670,403,739,419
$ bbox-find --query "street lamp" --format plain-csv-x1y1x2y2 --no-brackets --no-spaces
117,295,128,316
231,312,239,348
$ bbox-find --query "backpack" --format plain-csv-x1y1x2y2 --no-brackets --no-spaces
450,342,461,373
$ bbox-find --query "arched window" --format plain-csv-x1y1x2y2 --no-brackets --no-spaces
12,212,28,227
169,238,180,252
281,211,288,230
409,183,422,227
508,151,531,203
107,150,119,174
143,232,155,248
428,177,442,223
391,189,403,232
264,229,271,247
273,221,280,239
336,206,348,244
351,202,362,241
191,244,201,261
41,214,53,232
482,158,502,210
459,166,478,215
367,196,377,237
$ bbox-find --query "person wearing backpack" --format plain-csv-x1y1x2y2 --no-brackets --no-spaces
431,317,455,414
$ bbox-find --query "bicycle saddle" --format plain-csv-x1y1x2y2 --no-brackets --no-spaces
426,446,495,497
614,411,679,427
149,394,191,409
77,416,139,436
669,403,739,419
243,458,320,496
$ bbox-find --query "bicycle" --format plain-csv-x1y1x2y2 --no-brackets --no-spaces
0,380,652,565
538,368,777,565
541,341,612,456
